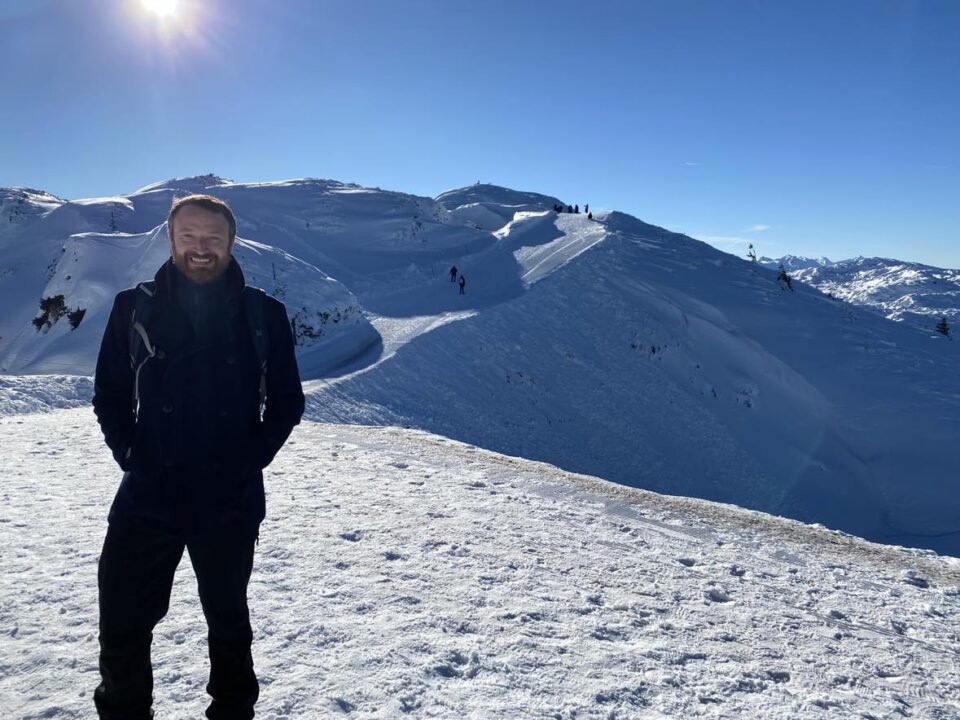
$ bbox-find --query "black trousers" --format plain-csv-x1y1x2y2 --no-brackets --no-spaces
94,520,259,719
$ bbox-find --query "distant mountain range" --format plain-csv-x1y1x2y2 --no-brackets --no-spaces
2,176,958,555
759,255,960,332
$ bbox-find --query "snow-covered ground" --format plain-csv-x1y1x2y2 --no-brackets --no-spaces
3,175,959,559
304,210,960,556
2,406,959,719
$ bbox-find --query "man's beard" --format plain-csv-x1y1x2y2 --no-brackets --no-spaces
174,251,230,284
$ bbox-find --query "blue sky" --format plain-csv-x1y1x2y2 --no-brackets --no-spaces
2,0,958,267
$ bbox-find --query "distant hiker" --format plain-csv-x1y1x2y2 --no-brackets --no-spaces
585,204,589,214
777,263,794,291
449,265,458,282
459,274,466,295
574,204,579,214
92,194,304,719
567,205,574,213
587,212,593,220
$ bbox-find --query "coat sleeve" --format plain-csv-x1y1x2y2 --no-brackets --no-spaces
92,293,136,470
256,298,305,469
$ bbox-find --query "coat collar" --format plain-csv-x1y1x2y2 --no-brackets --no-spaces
148,256,246,348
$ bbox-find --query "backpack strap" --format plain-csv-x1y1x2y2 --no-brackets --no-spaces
242,287,269,418
127,281,270,419
128,282,157,416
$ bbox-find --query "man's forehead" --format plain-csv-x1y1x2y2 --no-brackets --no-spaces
175,205,230,232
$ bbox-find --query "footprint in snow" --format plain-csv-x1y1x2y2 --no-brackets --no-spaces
429,650,480,679
389,462,409,470
340,531,362,542
766,670,791,683
902,570,931,589
592,625,629,641
678,557,697,567
704,586,732,603
331,697,355,713
594,684,649,707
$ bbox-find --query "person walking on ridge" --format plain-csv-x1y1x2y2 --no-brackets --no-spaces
459,274,466,295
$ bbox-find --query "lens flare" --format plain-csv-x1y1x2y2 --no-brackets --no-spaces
141,0,179,18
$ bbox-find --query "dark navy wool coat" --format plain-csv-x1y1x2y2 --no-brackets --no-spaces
93,258,305,534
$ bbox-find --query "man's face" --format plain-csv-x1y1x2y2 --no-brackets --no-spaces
169,204,234,284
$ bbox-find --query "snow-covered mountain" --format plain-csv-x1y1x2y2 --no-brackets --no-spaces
1,175,958,557
760,255,960,331
3,405,960,718
759,255,836,273
435,183,564,231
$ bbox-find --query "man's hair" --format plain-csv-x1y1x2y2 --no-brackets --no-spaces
167,194,237,242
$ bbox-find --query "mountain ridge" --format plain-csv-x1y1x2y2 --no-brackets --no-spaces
761,255,960,331
1,175,958,555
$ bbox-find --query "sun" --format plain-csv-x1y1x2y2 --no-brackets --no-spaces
141,0,180,18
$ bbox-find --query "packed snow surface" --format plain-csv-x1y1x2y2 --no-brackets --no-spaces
2,405,960,719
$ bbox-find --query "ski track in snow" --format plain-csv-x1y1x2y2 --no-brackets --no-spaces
2,408,960,719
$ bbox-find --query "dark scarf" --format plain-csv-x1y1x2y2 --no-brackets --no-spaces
171,260,234,338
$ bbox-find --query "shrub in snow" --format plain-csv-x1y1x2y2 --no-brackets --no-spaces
67,307,86,329
32,295,86,332
32,295,67,331
935,316,949,337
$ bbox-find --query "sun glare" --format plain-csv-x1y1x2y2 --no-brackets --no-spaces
142,0,180,18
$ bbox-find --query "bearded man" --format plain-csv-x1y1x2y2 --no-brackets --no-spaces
92,194,304,719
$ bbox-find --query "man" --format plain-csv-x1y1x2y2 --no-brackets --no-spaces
92,194,305,719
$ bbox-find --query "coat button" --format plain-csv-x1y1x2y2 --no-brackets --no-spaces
226,355,237,365
156,348,166,360
218,409,229,417
162,403,173,414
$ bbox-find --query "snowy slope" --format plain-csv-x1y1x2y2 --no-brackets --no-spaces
0,187,63,233
0,174,497,374
761,255,960,331
0,222,376,376
306,210,960,555
2,405,959,719
2,176,959,557
436,183,565,231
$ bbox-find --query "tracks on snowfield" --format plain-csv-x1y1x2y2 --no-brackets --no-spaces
2,411,959,719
